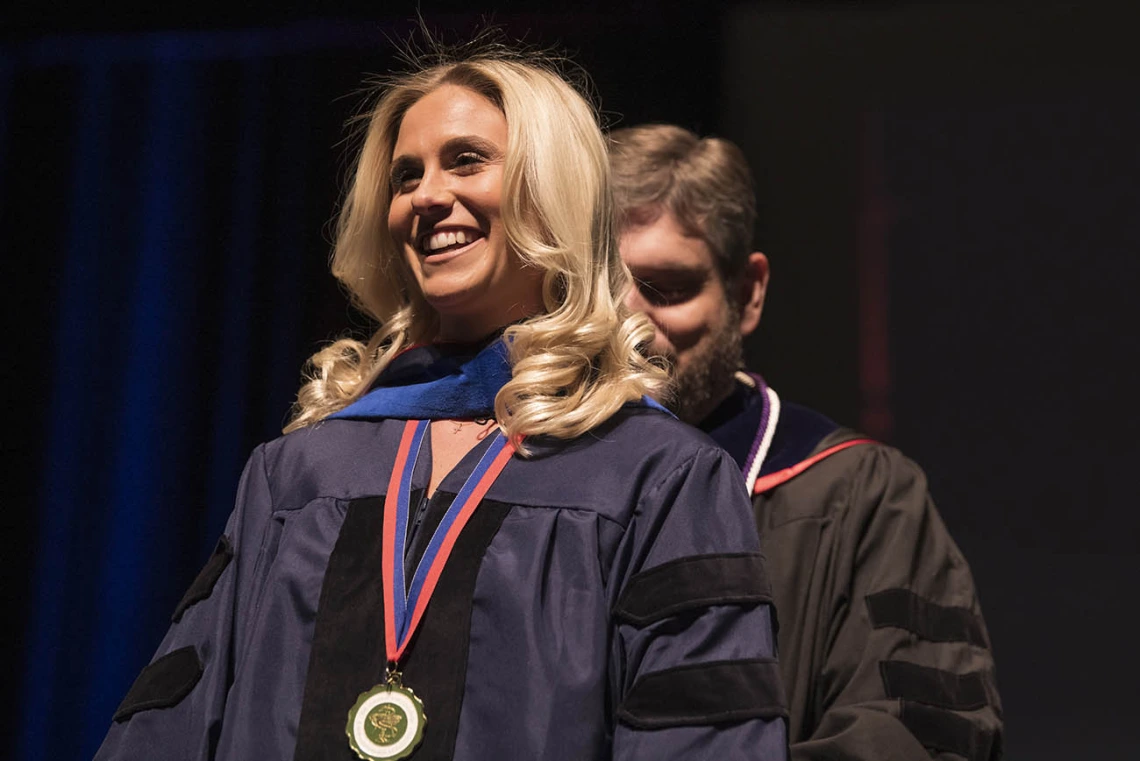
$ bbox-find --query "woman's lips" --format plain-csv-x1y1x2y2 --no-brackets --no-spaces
419,234,484,264
417,228,485,256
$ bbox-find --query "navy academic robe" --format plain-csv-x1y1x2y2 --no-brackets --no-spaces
95,346,788,760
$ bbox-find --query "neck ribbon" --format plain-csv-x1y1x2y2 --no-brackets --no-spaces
383,419,514,662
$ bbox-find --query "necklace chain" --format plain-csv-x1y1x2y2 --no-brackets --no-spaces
450,417,495,435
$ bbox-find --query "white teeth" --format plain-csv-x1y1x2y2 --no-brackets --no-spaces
423,230,477,252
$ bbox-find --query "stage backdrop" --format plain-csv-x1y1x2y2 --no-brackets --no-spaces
724,4,1140,760
5,4,1138,760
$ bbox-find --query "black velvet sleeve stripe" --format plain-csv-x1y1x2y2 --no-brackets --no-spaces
613,553,773,628
900,701,1000,761
866,588,988,646
879,660,991,711
617,658,787,729
172,535,233,623
112,646,203,722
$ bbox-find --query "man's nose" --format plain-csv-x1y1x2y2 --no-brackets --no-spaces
625,283,650,314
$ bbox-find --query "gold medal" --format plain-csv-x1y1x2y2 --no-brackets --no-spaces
346,673,426,761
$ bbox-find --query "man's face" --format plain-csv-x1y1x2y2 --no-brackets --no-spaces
621,211,743,424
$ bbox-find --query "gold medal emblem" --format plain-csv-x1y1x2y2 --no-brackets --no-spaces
346,676,426,761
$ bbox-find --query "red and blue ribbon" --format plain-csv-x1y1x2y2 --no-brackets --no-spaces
382,419,515,662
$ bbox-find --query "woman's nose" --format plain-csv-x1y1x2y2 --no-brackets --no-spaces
410,168,454,215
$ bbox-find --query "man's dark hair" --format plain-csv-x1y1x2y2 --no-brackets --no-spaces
608,124,756,283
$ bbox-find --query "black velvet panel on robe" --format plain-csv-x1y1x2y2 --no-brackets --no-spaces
293,494,512,760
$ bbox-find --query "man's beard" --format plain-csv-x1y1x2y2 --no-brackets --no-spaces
667,309,743,425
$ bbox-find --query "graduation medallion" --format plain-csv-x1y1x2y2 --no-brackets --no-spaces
347,419,515,760
346,673,426,761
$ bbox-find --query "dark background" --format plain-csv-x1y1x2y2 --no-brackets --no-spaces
3,2,1137,759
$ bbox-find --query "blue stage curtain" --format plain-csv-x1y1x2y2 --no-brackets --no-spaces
1,25,398,761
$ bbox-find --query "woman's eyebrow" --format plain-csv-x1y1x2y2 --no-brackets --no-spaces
440,135,503,157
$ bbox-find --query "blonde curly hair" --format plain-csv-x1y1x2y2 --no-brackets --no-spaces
285,51,667,451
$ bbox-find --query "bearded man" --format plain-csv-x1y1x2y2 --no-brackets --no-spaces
610,124,1003,761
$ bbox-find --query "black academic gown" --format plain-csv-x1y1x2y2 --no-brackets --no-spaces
704,374,1003,761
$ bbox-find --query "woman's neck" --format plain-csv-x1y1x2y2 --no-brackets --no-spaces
436,304,539,344
426,418,498,498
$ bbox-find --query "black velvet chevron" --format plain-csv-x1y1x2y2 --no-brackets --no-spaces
866,588,987,646
113,646,203,722
618,658,787,729
613,553,773,628
172,535,233,623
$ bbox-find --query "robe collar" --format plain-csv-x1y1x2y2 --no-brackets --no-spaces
701,373,841,478
327,338,512,422
326,335,673,424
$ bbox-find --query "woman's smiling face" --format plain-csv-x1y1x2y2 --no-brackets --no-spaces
387,84,544,341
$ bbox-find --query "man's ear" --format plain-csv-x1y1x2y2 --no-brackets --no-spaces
737,251,769,337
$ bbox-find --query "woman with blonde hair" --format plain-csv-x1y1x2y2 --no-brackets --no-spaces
96,44,787,761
